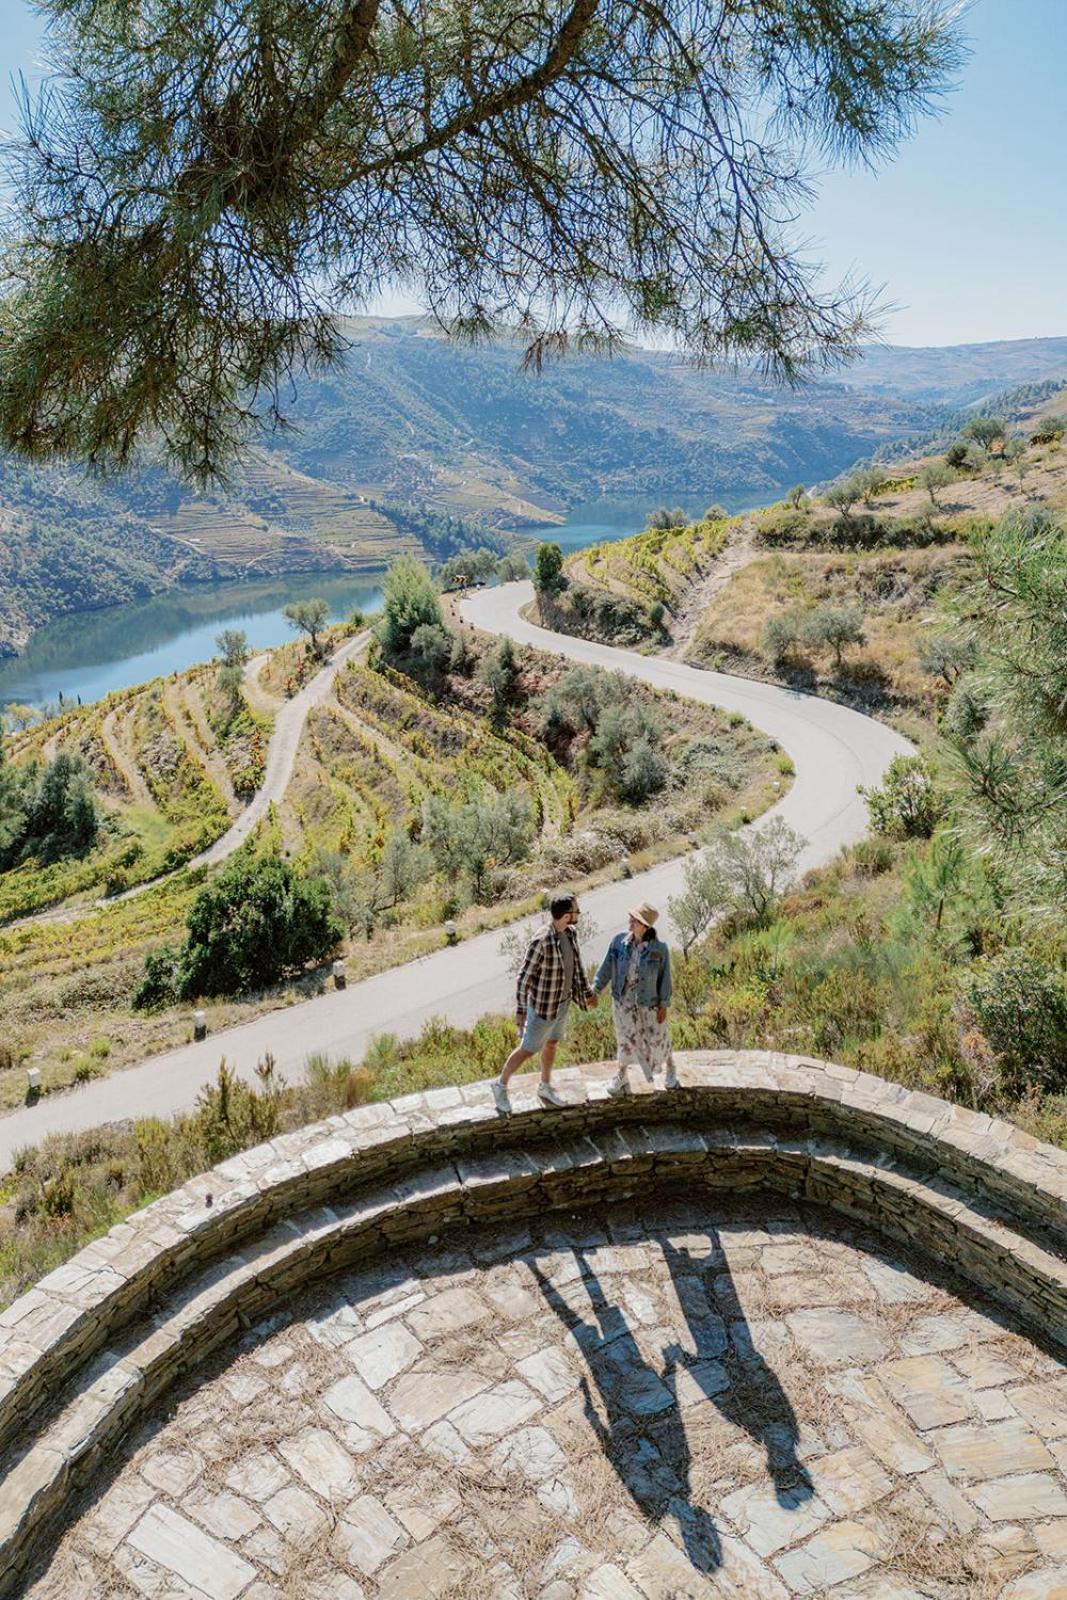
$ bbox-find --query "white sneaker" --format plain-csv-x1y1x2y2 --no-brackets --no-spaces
663,1064,679,1090
605,1072,631,1098
537,1082,567,1109
491,1078,512,1114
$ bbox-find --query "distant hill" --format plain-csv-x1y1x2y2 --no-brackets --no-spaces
841,336,1067,405
4,319,1067,657
272,317,945,518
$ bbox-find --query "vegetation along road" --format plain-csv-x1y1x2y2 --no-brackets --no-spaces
0,583,909,1168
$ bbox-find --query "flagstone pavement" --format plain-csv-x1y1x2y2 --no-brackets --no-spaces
24,1197,1067,1599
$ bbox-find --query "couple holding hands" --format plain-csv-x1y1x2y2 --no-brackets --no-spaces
491,890,676,1114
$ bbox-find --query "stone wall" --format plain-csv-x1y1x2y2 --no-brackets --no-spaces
1,1050,1065,1595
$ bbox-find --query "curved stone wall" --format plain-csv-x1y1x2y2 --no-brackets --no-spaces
1,1050,1066,1595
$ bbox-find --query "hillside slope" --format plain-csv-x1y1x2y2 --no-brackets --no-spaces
5,325,1067,658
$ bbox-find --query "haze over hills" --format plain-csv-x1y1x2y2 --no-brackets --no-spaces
2,318,1067,658
839,335,1067,402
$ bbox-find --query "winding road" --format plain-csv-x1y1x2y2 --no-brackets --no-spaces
0,583,910,1169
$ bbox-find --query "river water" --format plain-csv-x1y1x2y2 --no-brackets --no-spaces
0,494,744,710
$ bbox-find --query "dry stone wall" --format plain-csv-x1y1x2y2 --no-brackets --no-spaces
1,1049,1066,1596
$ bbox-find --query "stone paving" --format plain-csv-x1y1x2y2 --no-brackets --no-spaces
24,1197,1067,1600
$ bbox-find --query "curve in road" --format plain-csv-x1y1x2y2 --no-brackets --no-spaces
0,583,910,1170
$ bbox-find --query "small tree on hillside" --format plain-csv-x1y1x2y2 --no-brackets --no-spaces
918,462,953,507
478,636,523,723
824,478,860,516
496,551,530,582
668,816,806,954
785,485,808,509
216,662,244,722
174,852,342,999
962,415,1006,454
917,631,977,686
801,604,866,669
532,542,565,597
215,628,249,666
379,556,442,656
376,830,430,909
283,598,329,654
860,754,940,840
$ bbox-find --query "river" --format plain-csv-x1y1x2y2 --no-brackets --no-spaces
0,494,750,710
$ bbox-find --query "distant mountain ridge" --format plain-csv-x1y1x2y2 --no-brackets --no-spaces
2,320,1066,658
840,335,1067,403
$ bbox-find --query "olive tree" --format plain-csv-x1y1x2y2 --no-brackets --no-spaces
918,462,953,507
0,1,963,482
668,816,806,955
283,598,330,653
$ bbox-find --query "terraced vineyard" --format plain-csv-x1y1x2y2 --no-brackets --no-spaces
0,625,784,1106
549,515,730,644
0,662,272,923
274,659,579,871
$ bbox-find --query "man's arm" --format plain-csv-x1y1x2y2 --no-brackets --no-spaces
573,932,597,1006
515,937,541,1014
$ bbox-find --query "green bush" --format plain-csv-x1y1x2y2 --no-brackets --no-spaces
134,852,342,1005
963,948,1067,1093
860,754,940,840
532,542,565,596
378,555,442,655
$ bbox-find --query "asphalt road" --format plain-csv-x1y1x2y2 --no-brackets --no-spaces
0,583,910,1169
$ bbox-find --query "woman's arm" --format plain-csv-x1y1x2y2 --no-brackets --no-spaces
592,937,616,994
657,942,673,1007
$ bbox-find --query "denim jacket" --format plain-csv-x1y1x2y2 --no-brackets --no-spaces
594,932,672,1008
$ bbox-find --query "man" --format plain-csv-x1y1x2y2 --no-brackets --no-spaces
492,891,597,1112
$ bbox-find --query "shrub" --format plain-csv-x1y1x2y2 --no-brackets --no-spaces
1030,414,1067,446
134,852,343,1005
409,622,453,675
133,944,184,1011
762,611,800,664
963,949,1067,1093
668,815,805,954
800,603,866,669
532,542,565,596
378,555,442,655
617,738,670,804
860,754,940,840
942,677,988,739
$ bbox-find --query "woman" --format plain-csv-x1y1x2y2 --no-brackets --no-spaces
593,901,677,1095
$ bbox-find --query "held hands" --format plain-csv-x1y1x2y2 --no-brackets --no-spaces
656,1007,668,1025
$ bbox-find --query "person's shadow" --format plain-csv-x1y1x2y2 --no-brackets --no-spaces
531,1250,721,1574
661,1236,813,1508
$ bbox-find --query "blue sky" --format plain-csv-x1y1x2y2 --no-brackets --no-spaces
2,0,1063,348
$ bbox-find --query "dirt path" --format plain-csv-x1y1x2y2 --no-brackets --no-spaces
663,524,758,660
99,704,154,806
4,632,371,930
242,653,283,716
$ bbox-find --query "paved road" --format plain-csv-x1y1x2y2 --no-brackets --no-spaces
0,584,909,1168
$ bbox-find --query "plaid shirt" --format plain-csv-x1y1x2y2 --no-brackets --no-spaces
515,923,594,1017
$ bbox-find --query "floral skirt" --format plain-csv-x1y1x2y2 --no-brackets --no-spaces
612,997,674,1078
